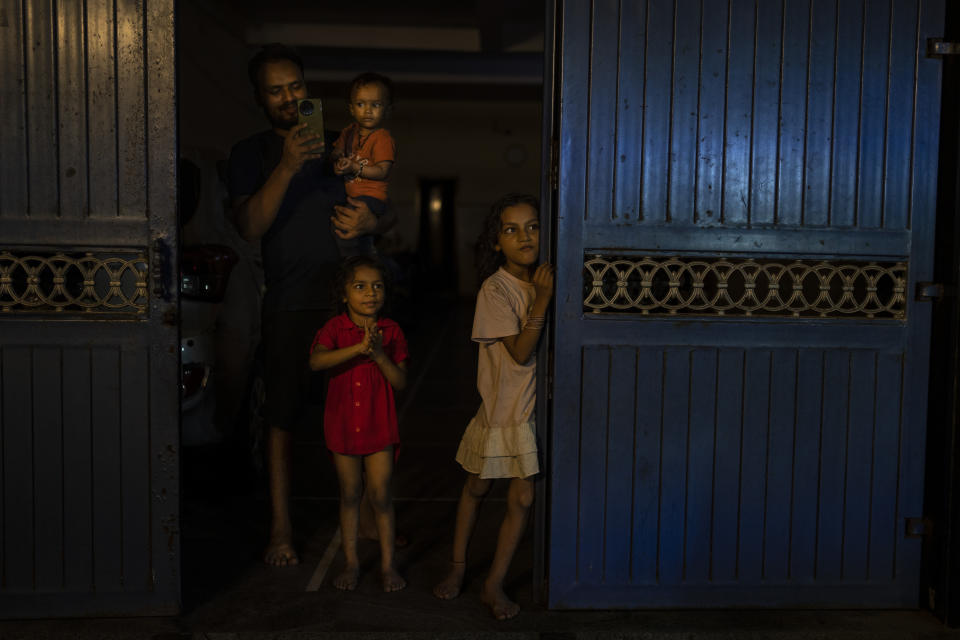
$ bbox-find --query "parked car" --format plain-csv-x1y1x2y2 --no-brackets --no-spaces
179,154,266,478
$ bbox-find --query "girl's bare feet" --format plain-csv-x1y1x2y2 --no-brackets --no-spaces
481,581,520,620
381,566,406,592
263,535,299,567
333,564,360,591
432,560,466,599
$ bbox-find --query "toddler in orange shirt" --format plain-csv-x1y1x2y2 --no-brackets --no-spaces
331,72,396,256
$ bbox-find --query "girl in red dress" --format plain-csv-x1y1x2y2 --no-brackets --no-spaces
309,256,408,592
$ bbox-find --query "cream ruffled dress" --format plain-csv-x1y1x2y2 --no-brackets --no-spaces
455,267,540,479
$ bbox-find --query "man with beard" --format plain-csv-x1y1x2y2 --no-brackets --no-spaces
228,44,395,567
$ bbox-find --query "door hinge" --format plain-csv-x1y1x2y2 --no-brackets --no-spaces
905,517,933,538
152,236,174,302
927,39,960,58
915,282,955,302
549,140,559,192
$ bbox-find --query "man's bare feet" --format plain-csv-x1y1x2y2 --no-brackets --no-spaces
381,566,406,592
333,565,360,591
481,582,520,620
432,560,466,600
263,538,299,567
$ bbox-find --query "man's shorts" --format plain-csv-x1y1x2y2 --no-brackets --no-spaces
261,309,332,431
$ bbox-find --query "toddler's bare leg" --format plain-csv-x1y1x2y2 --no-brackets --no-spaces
481,476,534,620
433,473,491,599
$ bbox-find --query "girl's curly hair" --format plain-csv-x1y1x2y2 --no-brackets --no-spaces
332,255,390,315
475,193,540,283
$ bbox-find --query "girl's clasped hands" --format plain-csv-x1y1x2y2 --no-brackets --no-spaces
358,320,384,359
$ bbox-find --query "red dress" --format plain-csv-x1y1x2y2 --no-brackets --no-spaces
310,313,408,457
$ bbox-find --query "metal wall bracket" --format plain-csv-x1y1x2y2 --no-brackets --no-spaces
927,39,960,58
915,282,955,302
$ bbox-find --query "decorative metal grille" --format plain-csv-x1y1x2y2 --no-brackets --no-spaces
0,249,149,315
584,255,907,319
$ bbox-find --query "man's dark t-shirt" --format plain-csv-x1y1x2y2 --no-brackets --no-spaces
228,130,344,312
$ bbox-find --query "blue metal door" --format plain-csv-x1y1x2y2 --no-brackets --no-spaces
0,0,179,616
548,0,946,608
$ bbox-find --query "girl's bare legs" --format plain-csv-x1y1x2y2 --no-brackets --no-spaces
363,447,405,591
433,473,492,599
331,453,363,590
481,476,534,620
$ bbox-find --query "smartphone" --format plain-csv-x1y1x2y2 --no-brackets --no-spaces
297,98,324,154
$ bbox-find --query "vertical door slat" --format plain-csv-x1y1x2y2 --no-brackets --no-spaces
91,347,122,590
843,350,876,580
632,347,663,584
721,0,756,226
604,348,637,583
121,348,151,590
869,353,902,580
695,0,728,226
25,0,58,215
882,0,920,231
856,1,892,229
33,347,64,590
3,347,34,589
668,0,700,225
684,349,717,581
578,347,610,584
1,0,28,216
659,349,690,584
640,0,673,225
830,0,864,228
764,349,797,580
614,0,646,221
62,348,93,590
790,349,824,582
86,0,118,218
117,0,146,219
749,1,783,225
738,349,771,581
816,349,850,581
775,0,810,226
712,349,744,581
55,0,88,220
802,0,838,227
586,0,619,223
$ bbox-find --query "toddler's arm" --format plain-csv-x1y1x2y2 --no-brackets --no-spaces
500,263,555,365
356,159,392,181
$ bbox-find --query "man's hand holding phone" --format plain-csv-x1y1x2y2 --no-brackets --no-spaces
279,123,324,174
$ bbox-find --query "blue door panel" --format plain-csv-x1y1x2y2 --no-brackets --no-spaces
574,0,928,234
554,342,913,604
550,0,944,607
